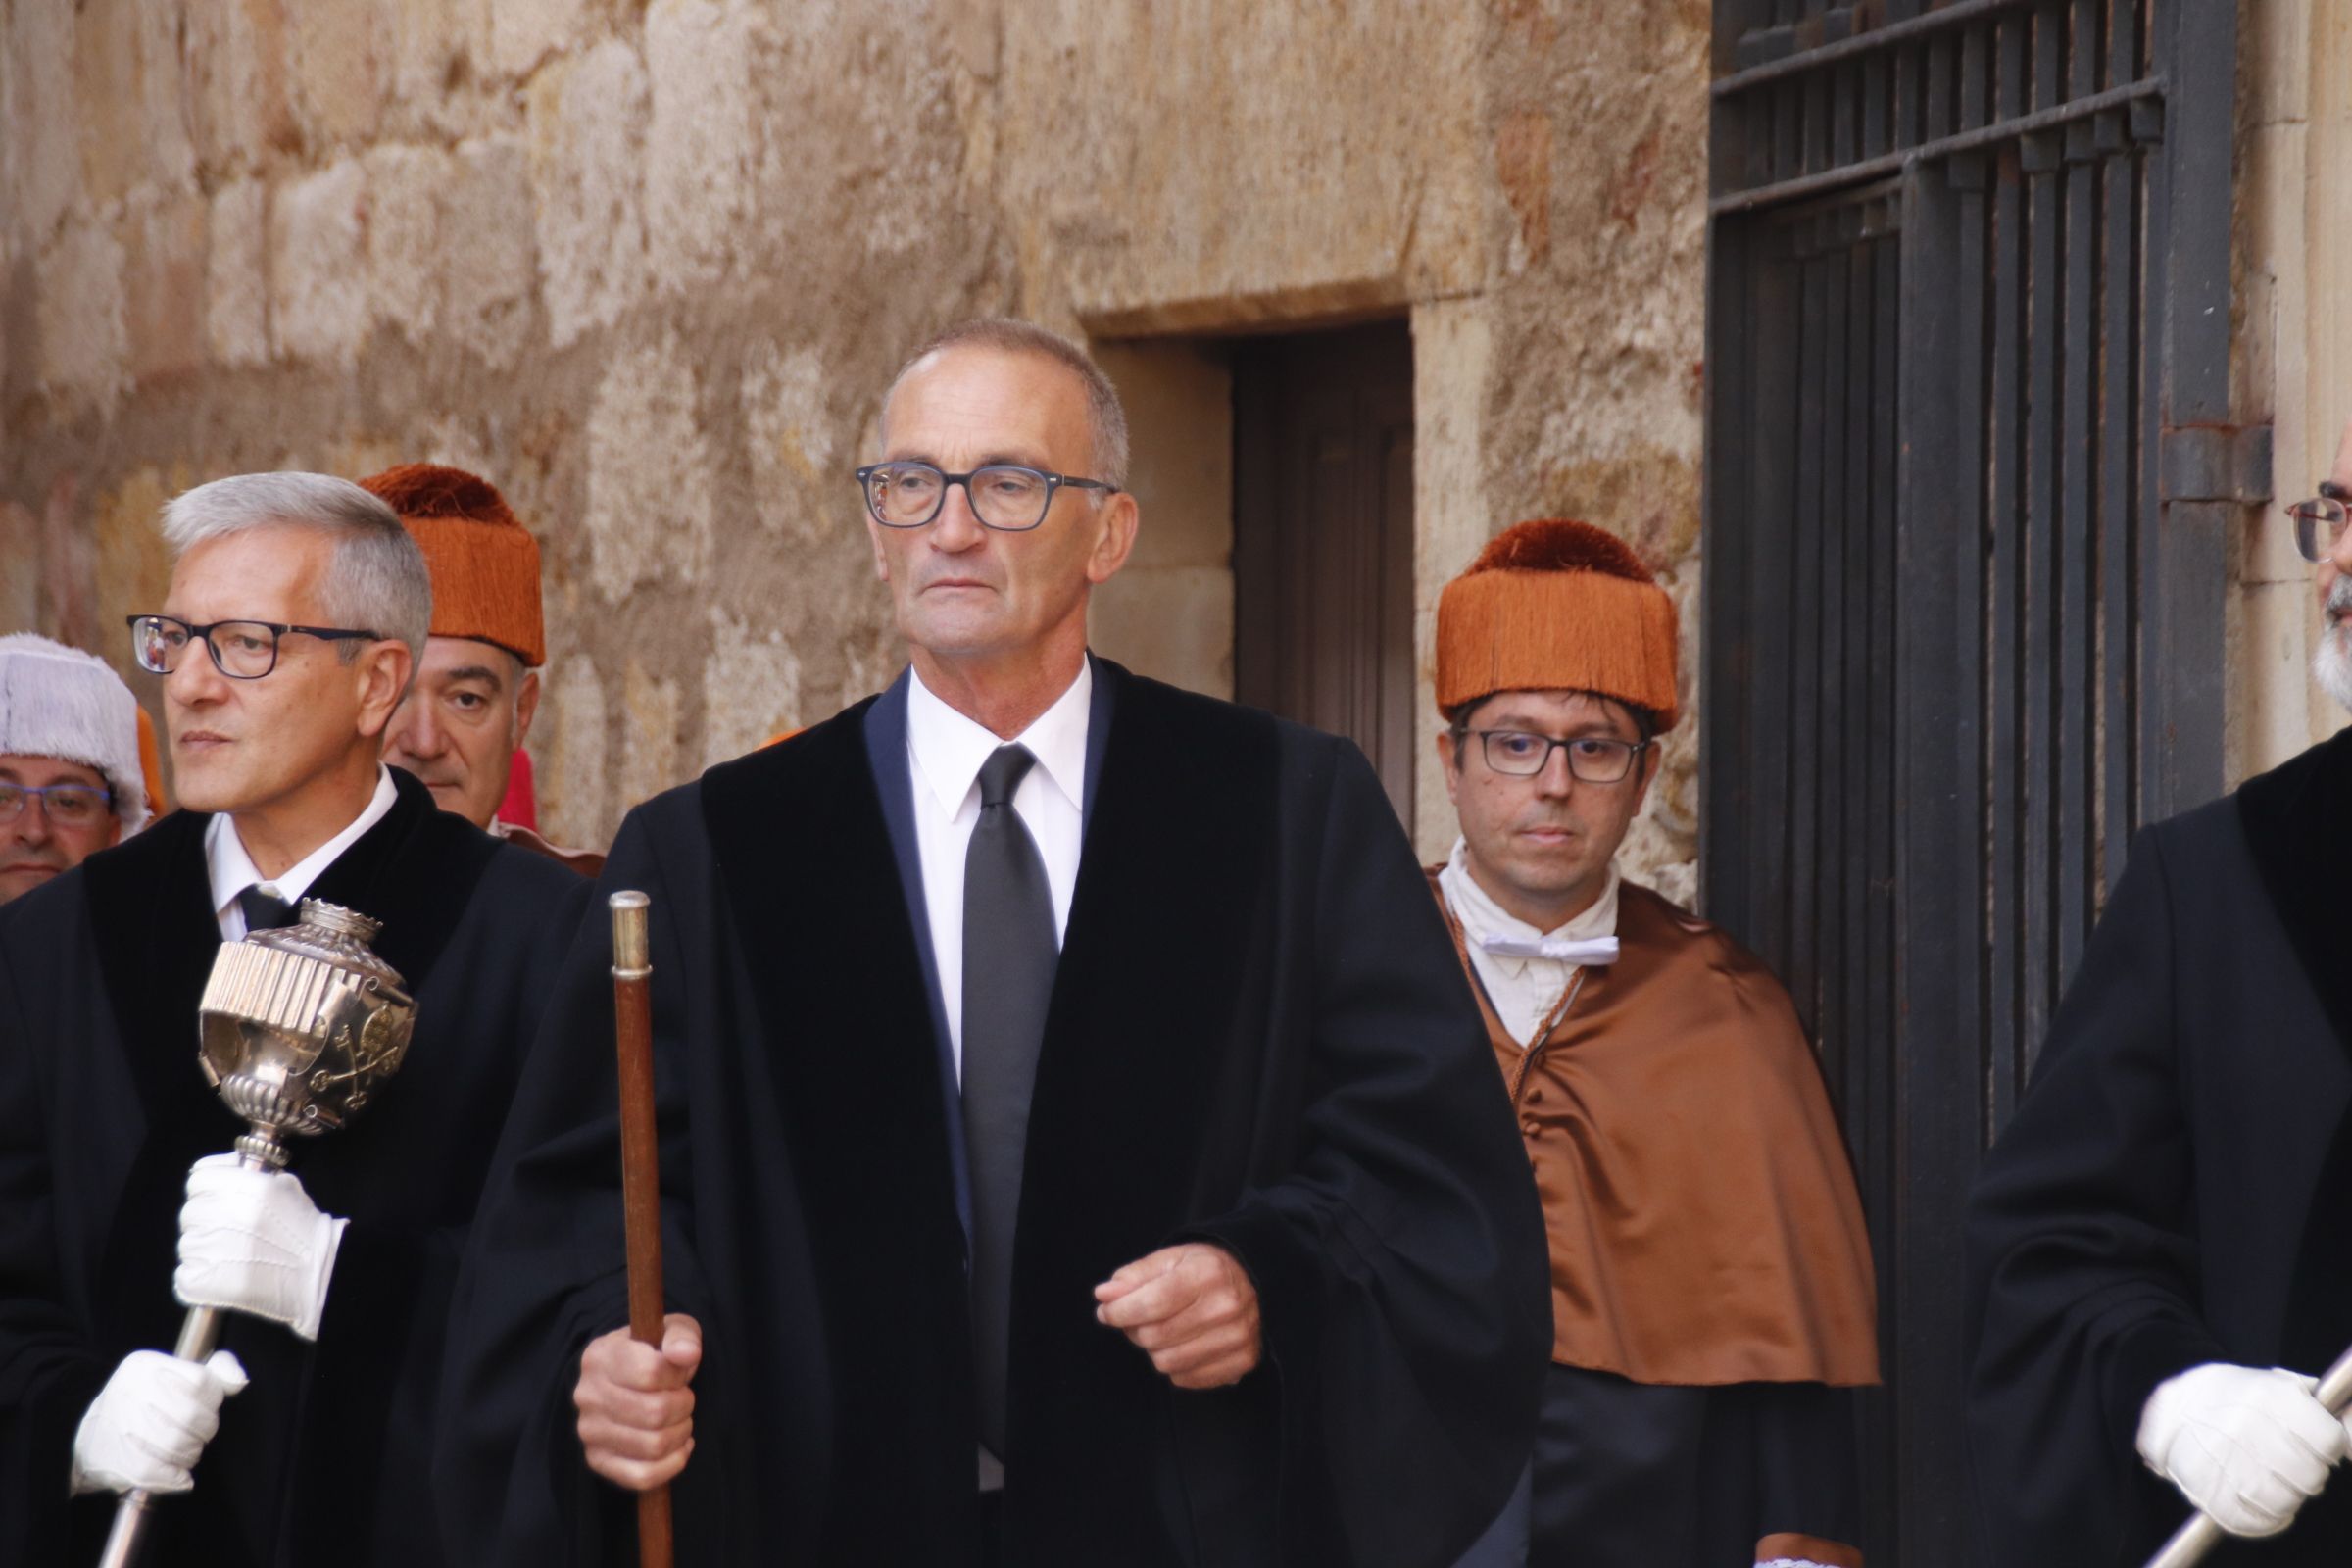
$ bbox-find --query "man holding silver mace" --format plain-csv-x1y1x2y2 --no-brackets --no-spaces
1965,411,2352,1566
441,318,1549,1566
0,472,590,1567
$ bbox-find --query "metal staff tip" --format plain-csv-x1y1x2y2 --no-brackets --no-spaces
610,891,652,978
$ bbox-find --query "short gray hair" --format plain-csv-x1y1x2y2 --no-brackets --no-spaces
161,472,433,666
887,318,1132,489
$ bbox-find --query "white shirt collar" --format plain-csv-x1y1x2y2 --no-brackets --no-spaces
906,659,1091,820
206,766,400,929
1439,836,1619,972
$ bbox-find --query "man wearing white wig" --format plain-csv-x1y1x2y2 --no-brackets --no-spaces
0,633,152,906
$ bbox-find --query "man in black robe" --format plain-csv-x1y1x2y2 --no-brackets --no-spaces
1966,418,2352,1564
0,472,589,1567
439,318,1551,1567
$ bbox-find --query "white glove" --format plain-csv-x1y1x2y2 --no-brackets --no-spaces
70,1349,248,1495
173,1153,346,1342
2136,1362,2349,1537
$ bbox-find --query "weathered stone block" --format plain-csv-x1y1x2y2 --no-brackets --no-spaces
288,0,385,148
207,177,272,367
616,658,681,823
740,342,838,537
365,142,448,341
35,220,128,405
8,0,81,243
443,135,537,367
542,654,609,848
123,192,211,383
490,0,588,80
527,38,648,348
584,331,713,600
645,0,762,293
271,159,368,363
186,0,298,172
703,609,801,767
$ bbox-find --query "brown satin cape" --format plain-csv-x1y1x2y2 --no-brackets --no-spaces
1432,872,1880,1387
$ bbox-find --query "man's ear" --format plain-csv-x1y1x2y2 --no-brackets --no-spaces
513,665,543,748
1085,492,1141,586
1436,728,1462,807
355,641,416,741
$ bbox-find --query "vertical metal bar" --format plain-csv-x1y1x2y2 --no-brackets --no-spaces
1701,209,1758,921
1984,0,2029,1130
1787,242,1829,1020
1748,230,1803,976
2098,148,2137,898
1814,233,1852,1082
2019,1,2062,1076
1895,160,1980,1568
2055,0,2099,989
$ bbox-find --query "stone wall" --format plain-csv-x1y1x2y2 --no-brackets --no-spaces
0,0,1710,897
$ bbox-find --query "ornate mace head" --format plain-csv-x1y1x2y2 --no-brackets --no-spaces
196,900,416,1168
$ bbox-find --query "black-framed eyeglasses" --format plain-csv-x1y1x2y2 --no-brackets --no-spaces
1468,729,1651,784
0,780,114,827
2286,481,2352,564
126,614,382,680
854,462,1119,532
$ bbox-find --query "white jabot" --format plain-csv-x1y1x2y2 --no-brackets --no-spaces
206,766,398,940
1438,837,1620,1049
906,660,1090,1081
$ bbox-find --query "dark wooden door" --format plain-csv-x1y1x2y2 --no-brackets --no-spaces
1232,321,1417,825
1703,2,2251,1560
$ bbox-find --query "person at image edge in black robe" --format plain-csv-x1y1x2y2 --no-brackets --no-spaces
437,656,1553,1567
0,765,590,1567
1965,723,2352,1564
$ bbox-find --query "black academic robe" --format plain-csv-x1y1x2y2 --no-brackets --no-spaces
0,768,592,1568
1965,727,2352,1565
439,659,1552,1568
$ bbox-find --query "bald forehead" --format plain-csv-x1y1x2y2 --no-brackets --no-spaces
881,345,1094,443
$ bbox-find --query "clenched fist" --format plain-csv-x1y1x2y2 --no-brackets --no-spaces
574,1313,701,1491
1094,1244,1262,1391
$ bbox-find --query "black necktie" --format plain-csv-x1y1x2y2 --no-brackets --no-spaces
960,745,1058,1458
236,886,297,932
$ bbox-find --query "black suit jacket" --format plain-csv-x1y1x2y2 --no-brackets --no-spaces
0,769,592,1568
1966,728,2352,1565
440,659,1550,1567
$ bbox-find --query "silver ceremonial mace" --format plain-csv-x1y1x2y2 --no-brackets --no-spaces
2143,1344,2352,1568
97,900,416,1568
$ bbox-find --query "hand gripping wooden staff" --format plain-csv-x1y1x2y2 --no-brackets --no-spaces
610,891,674,1568
2144,1344,2352,1568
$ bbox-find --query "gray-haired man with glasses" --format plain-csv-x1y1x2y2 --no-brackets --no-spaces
0,471,589,1567
1966,415,2352,1564
443,317,1547,1568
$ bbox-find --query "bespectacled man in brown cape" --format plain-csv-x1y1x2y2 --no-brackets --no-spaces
439,318,1551,1566
1428,519,1880,1568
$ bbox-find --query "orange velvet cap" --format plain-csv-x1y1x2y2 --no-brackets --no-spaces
358,463,546,666
1435,518,1679,729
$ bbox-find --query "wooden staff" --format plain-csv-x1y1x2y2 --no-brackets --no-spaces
609,891,673,1568
2144,1343,2352,1568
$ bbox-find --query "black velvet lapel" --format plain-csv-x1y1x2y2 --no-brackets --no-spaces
1007,667,1280,1543
700,701,978,1558
2237,728,2352,1059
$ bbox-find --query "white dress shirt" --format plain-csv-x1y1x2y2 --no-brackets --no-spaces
206,766,400,939
1438,837,1620,1049
906,661,1091,1081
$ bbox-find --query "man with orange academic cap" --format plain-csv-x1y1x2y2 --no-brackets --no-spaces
1432,520,1880,1568
359,465,602,875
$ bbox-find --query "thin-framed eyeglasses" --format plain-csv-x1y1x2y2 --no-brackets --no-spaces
126,614,382,680
0,780,114,827
855,462,1119,532
2285,481,2352,564
1468,728,1652,784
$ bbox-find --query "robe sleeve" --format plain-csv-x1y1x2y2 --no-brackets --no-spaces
0,905,114,1568
1179,738,1552,1568
434,809,710,1567
1963,830,2224,1563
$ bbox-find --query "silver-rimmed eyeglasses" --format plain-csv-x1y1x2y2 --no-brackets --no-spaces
2287,482,2352,564
127,614,382,680
1470,729,1652,784
855,462,1119,532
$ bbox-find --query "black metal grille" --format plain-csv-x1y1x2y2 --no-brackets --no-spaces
1703,1,2246,1559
